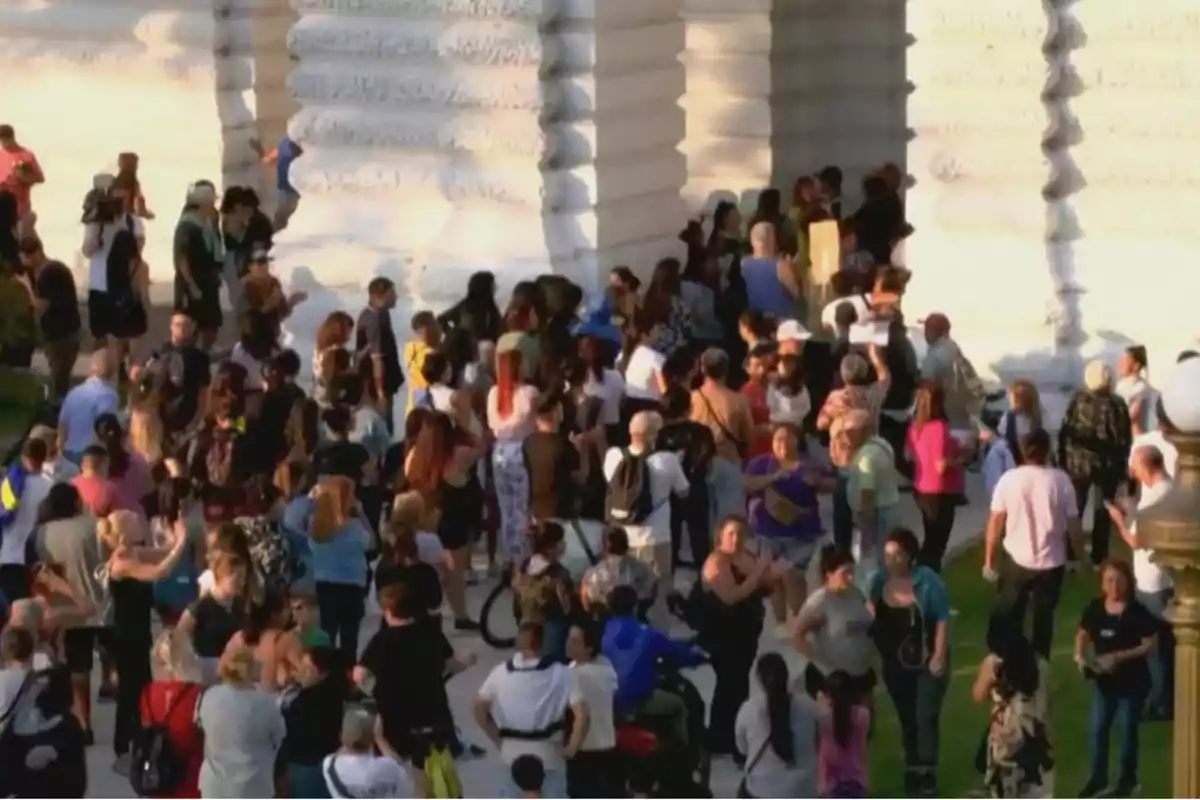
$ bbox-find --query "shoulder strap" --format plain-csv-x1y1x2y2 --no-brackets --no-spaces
744,735,773,777
192,686,209,729
0,671,36,726
698,390,743,448
568,520,597,566
153,683,198,728
325,755,357,799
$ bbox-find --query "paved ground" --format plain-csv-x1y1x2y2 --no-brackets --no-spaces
79,472,994,799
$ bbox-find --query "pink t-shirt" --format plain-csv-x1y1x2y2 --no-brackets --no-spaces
817,703,870,796
111,453,154,513
906,419,964,495
72,475,117,517
989,465,1079,570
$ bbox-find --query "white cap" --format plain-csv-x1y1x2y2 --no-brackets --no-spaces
776,319,813,342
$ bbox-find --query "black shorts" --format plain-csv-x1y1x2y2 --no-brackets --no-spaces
175,280,223,331
88,290,118,339
62,626,114,674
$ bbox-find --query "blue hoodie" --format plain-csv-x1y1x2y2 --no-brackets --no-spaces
601,615,705,711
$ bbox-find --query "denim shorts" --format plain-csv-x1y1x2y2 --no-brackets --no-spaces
757,536,820,570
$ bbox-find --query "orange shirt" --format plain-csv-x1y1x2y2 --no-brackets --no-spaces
739,381,772,459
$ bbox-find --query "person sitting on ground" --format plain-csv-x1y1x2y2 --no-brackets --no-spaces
601,585,704,752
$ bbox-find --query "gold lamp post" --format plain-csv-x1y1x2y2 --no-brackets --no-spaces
1135,359,1200,798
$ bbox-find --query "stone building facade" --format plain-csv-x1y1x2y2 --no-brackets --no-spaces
2,0,1199,384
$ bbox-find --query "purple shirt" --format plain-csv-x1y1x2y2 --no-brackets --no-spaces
745,455,823,540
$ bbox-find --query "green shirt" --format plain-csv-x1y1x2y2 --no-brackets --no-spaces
298,626,332,649
847,436,901,512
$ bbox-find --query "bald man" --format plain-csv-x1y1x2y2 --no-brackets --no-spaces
1107,443,1174,718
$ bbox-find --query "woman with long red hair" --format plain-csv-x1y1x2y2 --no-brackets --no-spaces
404,411,486,630
487,348,539,563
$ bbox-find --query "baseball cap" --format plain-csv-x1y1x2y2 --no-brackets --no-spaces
776,319,813,343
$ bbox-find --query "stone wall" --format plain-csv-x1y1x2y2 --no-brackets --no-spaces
681,0,908,215
1066,0,1200,371
903,2,1060,383
277,0,687,370
0,0,292,284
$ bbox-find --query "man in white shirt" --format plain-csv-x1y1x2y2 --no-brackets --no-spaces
57,351,118,464
323,709,412,799
1115,345,1154,436
0,439,53,603
604,411,689,628
80,177,145,349
474,621,582,799
1107,444,1174,719
30,426,78,484
983,428,1084,659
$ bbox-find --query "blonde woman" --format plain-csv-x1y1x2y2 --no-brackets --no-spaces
98,508,187,776
990,380,1044,463
224,589,303,692
140,631,205,796
196,643,285,798
127,382,165,466
309,475,372,663
179,524,258,683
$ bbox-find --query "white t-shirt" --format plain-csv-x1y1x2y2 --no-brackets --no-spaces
582,369,626,426
570,657,618,752
1130,429,1178,479
322,752,411,799
602,447,689,547
990,465,1078,571
0,474,52,566
820,295,871,330
1132,477,1172,594
198,569,215,596
85,214,145,293
623,346,666,401
477,653,575,771
767,384,811,427
1115,376,1155,432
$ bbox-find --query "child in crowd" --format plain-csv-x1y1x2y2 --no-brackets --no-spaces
403,311,442,414
815,671,871,798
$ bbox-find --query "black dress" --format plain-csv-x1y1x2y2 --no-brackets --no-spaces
110,576,153,757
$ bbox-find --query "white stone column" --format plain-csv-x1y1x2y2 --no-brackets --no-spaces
1066,0,1200,366
0,0,287,281
680,0,908,215
903,2,1061,383
278,0,687,349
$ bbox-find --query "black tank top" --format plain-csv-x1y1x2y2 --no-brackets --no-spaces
191,595,245,659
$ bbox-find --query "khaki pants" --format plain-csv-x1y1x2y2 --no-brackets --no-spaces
42,334,80,400
631,542,672,630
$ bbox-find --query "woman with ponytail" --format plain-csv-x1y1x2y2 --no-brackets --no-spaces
734,652,818,798
488,348,539,564
94,412,154,515
99,508,188,775
177,523,259,683
308,475,371,663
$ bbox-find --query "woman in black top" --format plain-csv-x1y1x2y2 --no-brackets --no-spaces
438,270,501,344
280,645,344,797
1076,559,1157,797
657,385,715,568
313,405,372,484
373,492,444,622
177,523,258,681
98,509,188,773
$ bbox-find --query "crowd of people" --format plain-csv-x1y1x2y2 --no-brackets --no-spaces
0,122,1183,800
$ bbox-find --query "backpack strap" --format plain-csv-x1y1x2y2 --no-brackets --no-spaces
325,755,357,799
0,671,36,726
191,686,209,729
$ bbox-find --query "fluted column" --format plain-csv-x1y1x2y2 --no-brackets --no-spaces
680,0,908,214
903,2,1062,385
278,0,686,349
1065,0,1200,369
0,0,282,280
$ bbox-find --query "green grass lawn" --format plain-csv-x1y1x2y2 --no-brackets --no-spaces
867,541,1173,797
0,367,45,440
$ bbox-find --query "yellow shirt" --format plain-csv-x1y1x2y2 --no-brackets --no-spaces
403,340,432,415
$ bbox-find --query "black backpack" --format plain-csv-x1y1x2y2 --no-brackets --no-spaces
605,449,654,525
129,685,197,797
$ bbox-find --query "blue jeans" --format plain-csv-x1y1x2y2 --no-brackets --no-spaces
854,502,903,571
1088,687,1146,789
288,762,330,798
1137,588,1174,713
708,458,745,524
500,764,567,798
